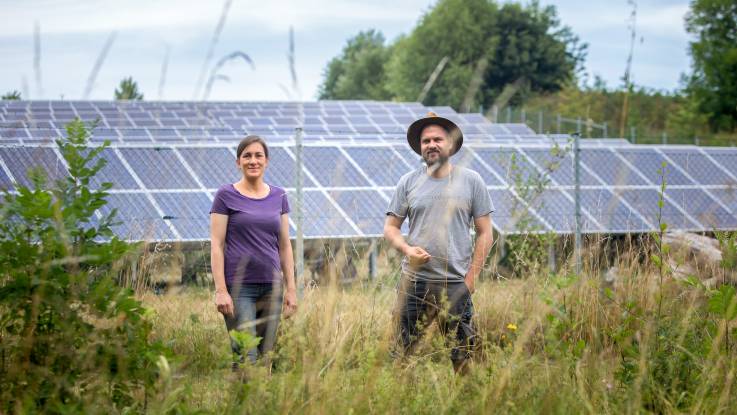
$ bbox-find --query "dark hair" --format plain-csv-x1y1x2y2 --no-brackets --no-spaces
236,135,269,159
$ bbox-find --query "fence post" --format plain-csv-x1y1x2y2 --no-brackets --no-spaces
694,136,700,146
294,127,305,296
662,131,668,145
631,126,636,144
368,240,378,280
576,117,582,135
573,132,582,275
603,122,608,138
521,108,526,124
557,114,561,134
506,107,512,123
538,110,543,133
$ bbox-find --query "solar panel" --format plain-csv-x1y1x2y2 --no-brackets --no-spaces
577,188,651,233
153,192,212,239
3,100,737,240
0,163,13,190
177,147,238,189
288,190,359,237
526,188,582,232
664,188,737,229
303,147,370,187
0,146,67,188
661,149,732,186
705,189,737,217
617,148,694,185
119,128,152,142
452,148,505,186
327,189,388,235
267,147,316,188
0,128,28,140
581,149,649,186
522,148,601,186
117,148,200,189
702,149,737,183
343,147,413,186
502,123,535,135
148,129,182,142
474,148,540,184
89,148,139,190
617,188,700,230
99,193,176,241
488,188,548,233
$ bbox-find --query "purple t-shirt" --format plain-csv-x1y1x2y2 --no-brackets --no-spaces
210,184,290,285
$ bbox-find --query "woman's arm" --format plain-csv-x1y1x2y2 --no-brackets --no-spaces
211,213,234,317
279,213,298,317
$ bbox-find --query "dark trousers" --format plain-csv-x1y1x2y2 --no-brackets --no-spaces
396,278,476,363
224,283,283,365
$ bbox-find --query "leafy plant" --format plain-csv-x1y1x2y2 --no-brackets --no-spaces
0,119,166,412
707,284,737,352
1,90,21,100
502,143,568,275
114,77,144,100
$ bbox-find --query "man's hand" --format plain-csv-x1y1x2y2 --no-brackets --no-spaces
405,246,431,268
464,274,475,294
215,290,234,317
283,289,298,318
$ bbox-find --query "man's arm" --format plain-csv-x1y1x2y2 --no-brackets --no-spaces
464,214,493,293
384,214,430,267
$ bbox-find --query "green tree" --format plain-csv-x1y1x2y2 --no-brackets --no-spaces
685,0,737,131
1,90,21,100
318,30,393,100
0,119,166,411
384,0,586,109
114,76,144,100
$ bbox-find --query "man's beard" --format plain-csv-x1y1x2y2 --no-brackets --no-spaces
423,151,449,167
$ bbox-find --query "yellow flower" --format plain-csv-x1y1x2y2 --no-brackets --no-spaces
506,323,518,332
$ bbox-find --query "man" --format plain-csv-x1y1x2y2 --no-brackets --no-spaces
384,112,494,374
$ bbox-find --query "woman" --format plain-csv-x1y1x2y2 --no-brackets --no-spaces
210,135,297,368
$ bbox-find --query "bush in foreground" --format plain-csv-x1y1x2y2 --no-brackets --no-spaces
0,120,167,413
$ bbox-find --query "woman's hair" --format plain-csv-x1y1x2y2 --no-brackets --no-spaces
236,135,269,159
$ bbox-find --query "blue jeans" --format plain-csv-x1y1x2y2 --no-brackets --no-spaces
224,283,283,365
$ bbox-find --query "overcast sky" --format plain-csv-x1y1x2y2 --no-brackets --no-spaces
0,0,693,102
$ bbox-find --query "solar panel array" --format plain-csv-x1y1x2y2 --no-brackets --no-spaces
1,100,736,241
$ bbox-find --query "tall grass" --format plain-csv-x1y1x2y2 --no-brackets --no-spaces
140,236,736,414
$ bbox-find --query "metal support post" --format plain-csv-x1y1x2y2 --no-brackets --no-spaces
573,132,582,275
294,127,305,296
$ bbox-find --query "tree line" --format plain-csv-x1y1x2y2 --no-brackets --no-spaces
319,0,736,140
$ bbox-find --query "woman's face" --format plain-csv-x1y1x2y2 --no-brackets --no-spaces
237,142,268,180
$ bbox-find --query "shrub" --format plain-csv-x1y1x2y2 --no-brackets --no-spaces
0,119,167,412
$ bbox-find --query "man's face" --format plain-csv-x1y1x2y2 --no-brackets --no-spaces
420,124,452,166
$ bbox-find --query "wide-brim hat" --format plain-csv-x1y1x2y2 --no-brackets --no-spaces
406,112,463,155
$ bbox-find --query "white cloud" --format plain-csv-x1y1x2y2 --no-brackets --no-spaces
0,0,432,37
0,0,693,99
637,3,690,40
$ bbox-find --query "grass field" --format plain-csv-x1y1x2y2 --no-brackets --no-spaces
139,255,737,414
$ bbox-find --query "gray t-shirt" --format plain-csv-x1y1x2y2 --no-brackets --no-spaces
387,166,494,282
